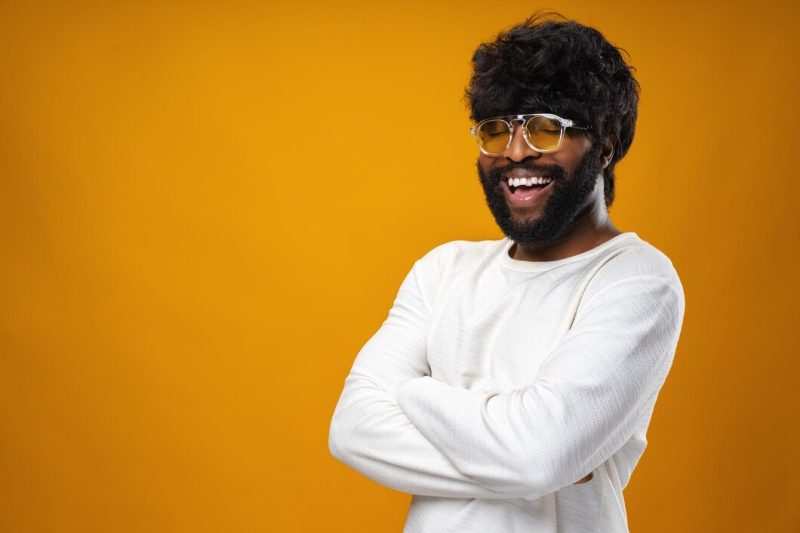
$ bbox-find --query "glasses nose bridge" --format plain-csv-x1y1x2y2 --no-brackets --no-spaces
508,115,528,128
504,116,539,158
506,116,526,141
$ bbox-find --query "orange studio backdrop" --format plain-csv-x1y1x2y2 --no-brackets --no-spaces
1,1,798,531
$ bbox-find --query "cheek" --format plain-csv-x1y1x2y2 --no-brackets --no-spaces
477,157,494,178
555,157,578,175
554,148,589,175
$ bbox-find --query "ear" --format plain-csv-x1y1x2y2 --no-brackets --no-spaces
601,139,614,169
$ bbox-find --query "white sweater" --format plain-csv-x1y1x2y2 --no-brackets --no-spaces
329,232,685,532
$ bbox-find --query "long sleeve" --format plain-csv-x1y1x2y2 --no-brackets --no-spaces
396,274,685,501
328,253,512,499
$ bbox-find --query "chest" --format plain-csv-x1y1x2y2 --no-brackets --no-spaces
426,271,585,391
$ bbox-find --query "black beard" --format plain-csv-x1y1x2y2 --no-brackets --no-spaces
477,142,605,247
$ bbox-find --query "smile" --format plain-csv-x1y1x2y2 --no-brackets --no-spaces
508,176,553,189
501,176,554,207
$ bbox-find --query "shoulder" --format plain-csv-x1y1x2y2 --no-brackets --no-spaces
584,235,685,311
599,237,680,282
413,238,506,273
409,238,505,296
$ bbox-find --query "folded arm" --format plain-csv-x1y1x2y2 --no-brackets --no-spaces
328,259,515,499
395,274,685,500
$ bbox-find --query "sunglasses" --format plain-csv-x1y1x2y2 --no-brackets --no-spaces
470,113,590,156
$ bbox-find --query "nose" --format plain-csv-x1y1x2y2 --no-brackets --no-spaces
504,122,541,162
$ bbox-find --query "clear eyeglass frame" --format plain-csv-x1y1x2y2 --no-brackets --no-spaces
469,113,590,156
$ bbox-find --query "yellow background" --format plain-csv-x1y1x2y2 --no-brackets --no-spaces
1,1,798,531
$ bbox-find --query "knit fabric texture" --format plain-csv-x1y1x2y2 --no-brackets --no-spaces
329,232,685,533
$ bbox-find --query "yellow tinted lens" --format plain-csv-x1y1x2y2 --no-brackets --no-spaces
477,120,511,154
526,116,562,151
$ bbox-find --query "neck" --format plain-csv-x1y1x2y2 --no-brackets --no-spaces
510,180,621,262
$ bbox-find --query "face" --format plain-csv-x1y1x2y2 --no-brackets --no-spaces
476,119,605,247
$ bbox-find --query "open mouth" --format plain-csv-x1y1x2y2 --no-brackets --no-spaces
506,176,553,193
501,176,554,206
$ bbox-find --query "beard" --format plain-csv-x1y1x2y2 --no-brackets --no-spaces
477,142,605,247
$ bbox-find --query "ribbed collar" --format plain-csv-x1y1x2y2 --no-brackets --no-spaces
500,232,640,272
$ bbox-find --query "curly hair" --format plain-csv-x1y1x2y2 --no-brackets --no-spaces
466,12,640,207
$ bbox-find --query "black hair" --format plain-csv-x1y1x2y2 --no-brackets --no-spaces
466,11,640,207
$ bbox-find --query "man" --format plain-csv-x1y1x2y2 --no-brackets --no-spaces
329,12,685,533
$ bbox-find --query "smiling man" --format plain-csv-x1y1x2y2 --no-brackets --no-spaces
329,12,685,533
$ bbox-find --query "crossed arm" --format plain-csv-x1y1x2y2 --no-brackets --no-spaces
328,264,518,499
328,259,684,500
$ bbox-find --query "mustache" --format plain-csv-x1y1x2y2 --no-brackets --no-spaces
485,161,566,183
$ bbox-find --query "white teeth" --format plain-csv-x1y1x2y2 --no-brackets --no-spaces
508,176,553,187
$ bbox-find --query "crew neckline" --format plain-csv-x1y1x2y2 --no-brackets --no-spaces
500,232,639,272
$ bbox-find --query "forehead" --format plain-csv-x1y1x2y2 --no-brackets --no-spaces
476,111,568,124
478,108,551,120
475,96,589,125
